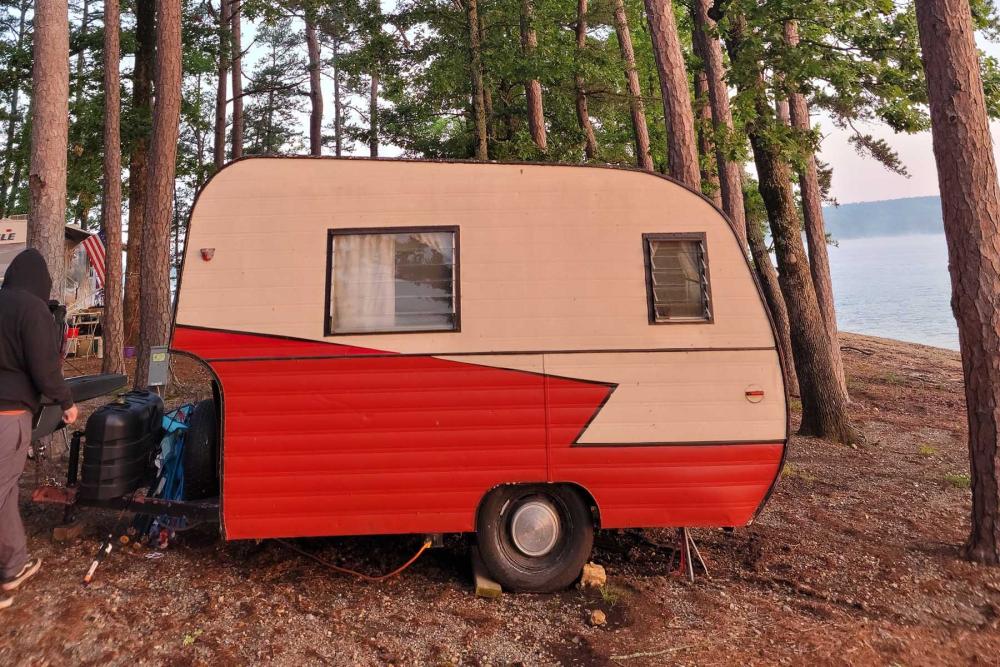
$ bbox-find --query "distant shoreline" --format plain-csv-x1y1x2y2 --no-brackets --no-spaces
823,195,943,240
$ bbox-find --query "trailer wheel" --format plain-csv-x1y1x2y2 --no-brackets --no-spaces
182,399,219,500
476,485,594,593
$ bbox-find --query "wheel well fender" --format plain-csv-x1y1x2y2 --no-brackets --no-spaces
474,482,602,530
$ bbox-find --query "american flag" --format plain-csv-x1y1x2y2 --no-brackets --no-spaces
81,232,106,288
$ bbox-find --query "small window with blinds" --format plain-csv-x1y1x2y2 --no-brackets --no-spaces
326,227,460,334
643,233,712,324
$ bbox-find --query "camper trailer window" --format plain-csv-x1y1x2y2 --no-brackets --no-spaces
327,227,458,334
644,234,712,323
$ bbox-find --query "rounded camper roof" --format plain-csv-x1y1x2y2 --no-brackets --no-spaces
194,155,744,244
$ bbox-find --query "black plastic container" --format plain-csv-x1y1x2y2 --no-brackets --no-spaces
79,390,164,501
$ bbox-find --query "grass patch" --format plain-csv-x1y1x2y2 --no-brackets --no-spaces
917,444,938,457
182,629,203,646
944,473,971,490
881,371,906,386
782,464,815,482
599,584,628,608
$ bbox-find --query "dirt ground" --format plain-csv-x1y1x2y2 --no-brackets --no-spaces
3,333,1000,666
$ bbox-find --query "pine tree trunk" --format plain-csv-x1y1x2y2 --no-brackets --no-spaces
135,0,181,389
574,0,598,160
726,19,856,444
612,0,652,171
690,0,745,246
230,0,243,160
746,197,799,396
194,72,207,187
465,0,488,160
916,0,1000,565
213,0,229,170
306,11,323,157
694,69,721,207
369,70,379,157
774,95,790,124
5,122,25,213
783,21,847,399
643,0,699,188
476,12,496,145
123,0,155,348
74,0,89,98
27,0,70,299
520,0,546,151
692,0,795,392
101,0,124,375
333,34,343,157
0,1,28,217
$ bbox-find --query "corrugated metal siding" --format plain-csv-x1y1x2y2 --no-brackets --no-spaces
174,327,783,539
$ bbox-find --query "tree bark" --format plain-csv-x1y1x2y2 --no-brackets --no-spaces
691,0,794,391
643,0,699,189
916,0,1000,564
306,10,323,157
136,0,181,388
27,0,70,299
369,70,379,157
746,194,799,396
477,11,496,145
465,0,488,160
726,16,857,444
612,0,652,171
690,0,745,247
230,0,243,160
123,0,155,348
573,0,598,160
101,0,124,375
694,69,721,207
783,21,847,399
333,35,343,157
774,94,790,125
213,0,229,170
4,121,26,214
519,0,546,151
74,0,90,99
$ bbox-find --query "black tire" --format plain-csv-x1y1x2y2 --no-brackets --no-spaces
182,399,219,500
476,484,594,593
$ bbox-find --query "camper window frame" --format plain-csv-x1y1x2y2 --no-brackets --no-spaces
642,232,714,325
324,225,462,336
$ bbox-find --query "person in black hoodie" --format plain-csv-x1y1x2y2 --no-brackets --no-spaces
0,248,77,609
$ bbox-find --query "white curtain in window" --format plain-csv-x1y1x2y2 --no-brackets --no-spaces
408,232,451,258
331,234,395,332
675,242,701,302
651,239,705,320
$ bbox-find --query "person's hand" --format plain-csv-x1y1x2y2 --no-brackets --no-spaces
62,404,79,424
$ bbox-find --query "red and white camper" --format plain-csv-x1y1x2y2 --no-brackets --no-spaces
168,157,788,591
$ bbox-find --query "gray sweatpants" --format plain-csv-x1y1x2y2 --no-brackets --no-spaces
0,412,31,580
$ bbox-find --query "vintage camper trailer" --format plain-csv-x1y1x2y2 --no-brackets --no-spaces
170,157,788,591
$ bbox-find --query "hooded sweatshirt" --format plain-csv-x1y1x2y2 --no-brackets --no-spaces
0,248,73,412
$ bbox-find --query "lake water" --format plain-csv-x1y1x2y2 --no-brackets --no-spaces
827,234,959,350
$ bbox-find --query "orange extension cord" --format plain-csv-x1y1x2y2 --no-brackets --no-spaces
276,538,433,582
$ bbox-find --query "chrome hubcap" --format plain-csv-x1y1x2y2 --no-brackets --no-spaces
510,500,561,557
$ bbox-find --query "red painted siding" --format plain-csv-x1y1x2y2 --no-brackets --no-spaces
172,326,783,539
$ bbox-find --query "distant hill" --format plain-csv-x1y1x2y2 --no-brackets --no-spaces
822,196,943,239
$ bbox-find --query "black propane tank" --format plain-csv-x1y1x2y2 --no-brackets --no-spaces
79,390,164,501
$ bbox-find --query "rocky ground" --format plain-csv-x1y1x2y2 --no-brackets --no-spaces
3,333,999,666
